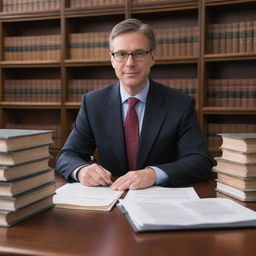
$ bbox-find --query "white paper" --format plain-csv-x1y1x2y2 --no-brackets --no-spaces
119,198,256,231
53,183,124,210
124,186,199,202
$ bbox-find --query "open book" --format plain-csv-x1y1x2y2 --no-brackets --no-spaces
53,183,124,211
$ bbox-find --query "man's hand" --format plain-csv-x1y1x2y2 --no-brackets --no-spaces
77,163,112,186
111,168,157,191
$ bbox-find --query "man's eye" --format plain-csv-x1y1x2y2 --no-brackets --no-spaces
117,52,127,57
134,51,145,57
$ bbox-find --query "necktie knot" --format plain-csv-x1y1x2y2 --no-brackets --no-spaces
128,97,139,108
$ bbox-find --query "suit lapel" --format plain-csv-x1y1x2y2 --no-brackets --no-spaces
136,82,166,169
103,82,128,172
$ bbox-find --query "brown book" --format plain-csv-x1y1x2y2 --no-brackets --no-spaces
216,172,256,190
0,157,51,181
0,182,55,211
219,23,226,53
0,169,54,197
232,22,239,53
216,181,256,202
226,22,233,53
0,196,53,227
219,133,256,153
0,145,51,166
214,157,256,177
246,21,253,53
239,21,246,53
221,148,256,164
0,129,53,152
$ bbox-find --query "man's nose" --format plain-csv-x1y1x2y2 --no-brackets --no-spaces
126,54,136,65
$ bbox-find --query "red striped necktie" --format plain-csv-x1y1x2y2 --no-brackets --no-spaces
124,97,139,171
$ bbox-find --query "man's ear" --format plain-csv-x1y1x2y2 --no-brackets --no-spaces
110,52,115,68
150,50,156,67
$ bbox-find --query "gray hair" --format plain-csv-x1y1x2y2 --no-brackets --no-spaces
109,18,156,52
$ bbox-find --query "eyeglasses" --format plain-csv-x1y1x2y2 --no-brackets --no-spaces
111,50,152,63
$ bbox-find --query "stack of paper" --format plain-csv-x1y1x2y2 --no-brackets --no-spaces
118,186,256,232
53,183,124,211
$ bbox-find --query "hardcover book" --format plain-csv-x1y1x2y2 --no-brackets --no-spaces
0,129,53,152
219,133,256,153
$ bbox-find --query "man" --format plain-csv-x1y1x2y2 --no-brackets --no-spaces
56,18,213,190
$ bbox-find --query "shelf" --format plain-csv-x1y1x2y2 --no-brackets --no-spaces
64,6,125,18
205,0,256,7
204,53,256,62
155,57,198,64
64,103,81,109
0,102,62,109
0,61,60,68
131,1,199,13
0,10,60,21
203,107,256,115
64,59,111,67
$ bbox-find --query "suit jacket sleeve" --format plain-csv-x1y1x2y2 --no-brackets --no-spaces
56,94,96,181
154,97,213,187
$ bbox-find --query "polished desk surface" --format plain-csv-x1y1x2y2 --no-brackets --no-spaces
0,176,256,256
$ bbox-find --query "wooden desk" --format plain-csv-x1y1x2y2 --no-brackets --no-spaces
0,178,256,256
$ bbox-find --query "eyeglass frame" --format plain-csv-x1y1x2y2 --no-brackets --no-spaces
110,49,153,63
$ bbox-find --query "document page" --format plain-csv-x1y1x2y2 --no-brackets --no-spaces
124,186,199,202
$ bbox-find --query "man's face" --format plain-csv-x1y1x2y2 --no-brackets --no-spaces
110,32,155,95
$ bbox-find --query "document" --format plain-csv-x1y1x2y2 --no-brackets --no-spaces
53,183,124,211
124,186,200,201
119,198,256,232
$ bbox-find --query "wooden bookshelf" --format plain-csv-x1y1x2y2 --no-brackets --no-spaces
0,0,255,164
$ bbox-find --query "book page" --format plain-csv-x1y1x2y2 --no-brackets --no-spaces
53,183,123,208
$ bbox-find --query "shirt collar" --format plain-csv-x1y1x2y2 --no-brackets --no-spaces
120,79,150,104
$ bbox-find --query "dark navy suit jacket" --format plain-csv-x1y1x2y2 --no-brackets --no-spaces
56,80,213,186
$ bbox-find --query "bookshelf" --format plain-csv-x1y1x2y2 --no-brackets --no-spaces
0,0,255,166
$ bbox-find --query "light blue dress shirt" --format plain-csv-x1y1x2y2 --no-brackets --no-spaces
120,80,168,185
72,80,168,185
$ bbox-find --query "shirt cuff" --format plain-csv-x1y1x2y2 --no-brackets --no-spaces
71,165,88,181
148,166,168,185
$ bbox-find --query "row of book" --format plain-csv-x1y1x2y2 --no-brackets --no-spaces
207,21,256,54
67,78,198,102
131,0,197,4
1,0,60,13
157,78,198,100
69,32,109,60
5,124,61,147
0,129,55,227
4,35,61,61
70,0,123,8
68,79,115,102
207,79,256,107
4,79,61,102
1,0,197,13
155,27,199,57
207,123,256,149
214,133,256,202
70,27,199,60
2,78,198,103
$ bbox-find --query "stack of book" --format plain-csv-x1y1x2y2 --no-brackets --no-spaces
214,133,256,202
0,129,56,227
